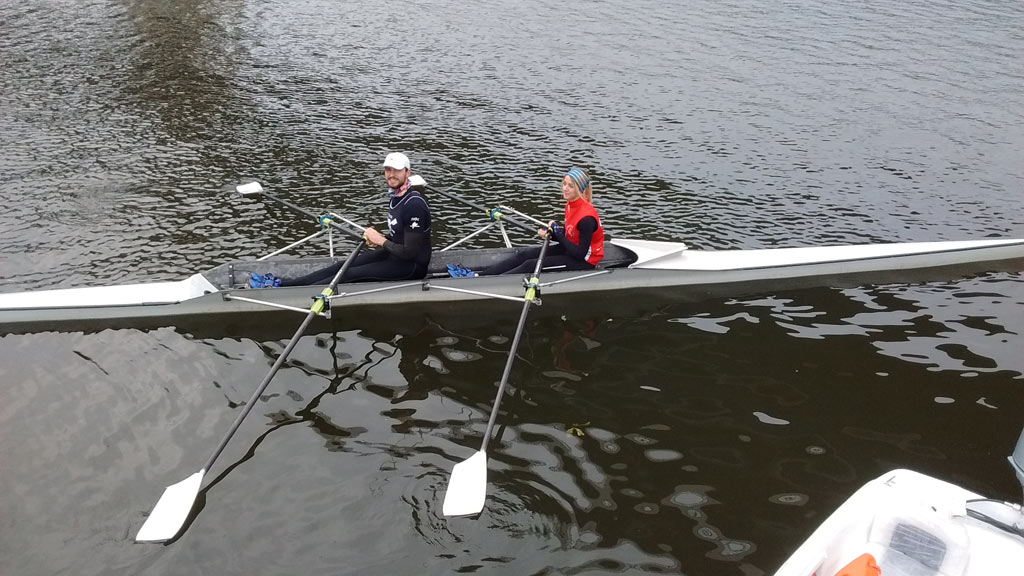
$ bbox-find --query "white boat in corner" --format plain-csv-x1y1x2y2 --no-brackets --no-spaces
774,429,1024,576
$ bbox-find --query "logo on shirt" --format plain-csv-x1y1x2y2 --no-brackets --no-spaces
410,217,420,229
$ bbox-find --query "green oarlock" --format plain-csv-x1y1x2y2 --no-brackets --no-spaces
524,276,540,301
310,288,334,315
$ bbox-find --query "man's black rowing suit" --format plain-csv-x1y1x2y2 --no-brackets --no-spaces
282,184,431,285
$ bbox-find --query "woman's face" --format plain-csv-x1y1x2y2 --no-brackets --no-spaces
561,175,580,201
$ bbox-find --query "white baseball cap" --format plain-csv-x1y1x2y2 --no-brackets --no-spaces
383,152,410,170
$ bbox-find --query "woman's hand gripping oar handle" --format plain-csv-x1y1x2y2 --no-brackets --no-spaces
135,215,366,544
441,235,552,517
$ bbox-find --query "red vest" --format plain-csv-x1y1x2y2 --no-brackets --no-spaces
564,199,604,266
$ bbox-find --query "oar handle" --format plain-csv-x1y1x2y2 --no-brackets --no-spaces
479,235,552,453
202,241,366,473
426,185,538,235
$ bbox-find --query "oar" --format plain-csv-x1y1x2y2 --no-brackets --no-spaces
136,228,366,544
237,181,364,240
426,184,537,235
442,235,552,517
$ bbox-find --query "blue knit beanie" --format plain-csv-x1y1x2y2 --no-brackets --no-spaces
566,168,590,195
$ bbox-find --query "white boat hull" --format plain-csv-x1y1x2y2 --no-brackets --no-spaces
1,238,1022,332
773,469,1024,576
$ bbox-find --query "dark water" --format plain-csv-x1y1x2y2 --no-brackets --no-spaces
1,1,1023,574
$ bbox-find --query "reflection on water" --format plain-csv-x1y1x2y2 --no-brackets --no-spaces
0,276,1021,574
669,274,1024,379
664,485,756,562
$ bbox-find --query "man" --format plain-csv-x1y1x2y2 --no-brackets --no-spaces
277,152,432,285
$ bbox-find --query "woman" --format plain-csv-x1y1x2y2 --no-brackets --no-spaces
263,152,431,286
485,167,604,276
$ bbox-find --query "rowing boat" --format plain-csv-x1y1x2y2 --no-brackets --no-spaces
773,429,1024,576
1,236,1023,333
2,182,1023,333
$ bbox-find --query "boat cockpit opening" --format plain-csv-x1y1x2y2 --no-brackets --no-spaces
423,241,639,278
199,242,639,290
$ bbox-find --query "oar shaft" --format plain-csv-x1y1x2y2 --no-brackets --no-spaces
426,185,536,235
259,190,364,241
497,205,548,228
202,241,365,472
479,236,551,453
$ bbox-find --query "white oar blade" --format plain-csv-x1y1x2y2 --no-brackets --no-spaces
236,182,264,196
136,470,205,543
442,451,488,517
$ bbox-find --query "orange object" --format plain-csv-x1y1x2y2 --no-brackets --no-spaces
832,553,881,576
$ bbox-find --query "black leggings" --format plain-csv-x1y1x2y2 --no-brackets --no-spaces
483,245,595,276
282,249,427,285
